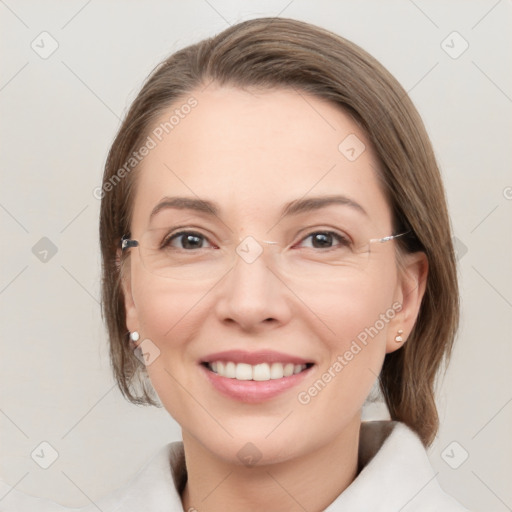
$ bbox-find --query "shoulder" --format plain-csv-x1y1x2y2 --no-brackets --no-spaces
326,421,471,511
384,421,470,511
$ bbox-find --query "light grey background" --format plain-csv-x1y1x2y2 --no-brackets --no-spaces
1,1,511,510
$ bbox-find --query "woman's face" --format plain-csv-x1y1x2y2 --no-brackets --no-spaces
123,85,420,465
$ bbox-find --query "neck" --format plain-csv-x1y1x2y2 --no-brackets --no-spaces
181,415,361,512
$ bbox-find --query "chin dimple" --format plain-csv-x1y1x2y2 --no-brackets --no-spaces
207,361,309,381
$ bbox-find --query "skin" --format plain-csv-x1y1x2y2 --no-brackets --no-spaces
121,84,427,512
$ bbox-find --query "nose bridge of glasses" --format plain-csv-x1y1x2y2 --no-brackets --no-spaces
232,235,281,265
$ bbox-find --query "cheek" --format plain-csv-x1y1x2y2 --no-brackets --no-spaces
296,268,398,347
293,276,396,430
130,274,210,422
131,270,208,341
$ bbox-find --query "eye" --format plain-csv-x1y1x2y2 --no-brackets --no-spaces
297,231,351,249
163,231,214,250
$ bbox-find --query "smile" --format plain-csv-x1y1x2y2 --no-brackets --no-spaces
205,361,312,381
200,350,315,403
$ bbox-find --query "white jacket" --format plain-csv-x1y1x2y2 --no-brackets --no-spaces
0,421,470,511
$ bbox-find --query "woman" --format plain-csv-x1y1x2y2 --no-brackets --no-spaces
1,17,469,512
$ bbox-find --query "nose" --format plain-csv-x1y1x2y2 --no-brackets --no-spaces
213,241,293,332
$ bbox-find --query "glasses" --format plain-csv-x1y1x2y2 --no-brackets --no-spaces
121,226,409,282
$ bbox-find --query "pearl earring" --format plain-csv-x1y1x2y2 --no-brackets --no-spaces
130,331,140,342
394,329,404,343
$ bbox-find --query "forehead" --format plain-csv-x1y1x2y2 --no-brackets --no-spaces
130,85,392,232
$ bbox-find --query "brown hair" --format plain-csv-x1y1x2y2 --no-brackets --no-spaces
100,17,459,446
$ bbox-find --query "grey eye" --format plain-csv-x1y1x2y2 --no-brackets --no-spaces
165,231,211,250
300,231,350,249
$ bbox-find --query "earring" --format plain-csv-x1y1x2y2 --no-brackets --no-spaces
130,331,140,342
394,329,404,343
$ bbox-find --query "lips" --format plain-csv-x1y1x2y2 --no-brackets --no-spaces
200,350,314,402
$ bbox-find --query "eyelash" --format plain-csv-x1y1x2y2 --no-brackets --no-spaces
161,229,351,251
295,231,351,250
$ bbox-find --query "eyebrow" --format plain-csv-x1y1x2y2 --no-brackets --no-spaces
150,194,368,220
150,197,219,219
281,195,368,218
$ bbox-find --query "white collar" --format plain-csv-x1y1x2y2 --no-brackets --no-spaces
94,420,469,511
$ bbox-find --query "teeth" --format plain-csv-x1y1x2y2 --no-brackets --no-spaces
225,361,236,378
208,361,308,381
269,362,283,379
235,363,253,380
284,363,295,377
254,363,271,381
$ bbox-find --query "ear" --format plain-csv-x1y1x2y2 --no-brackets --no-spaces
386,251,428,354
117,248,139,333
